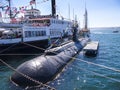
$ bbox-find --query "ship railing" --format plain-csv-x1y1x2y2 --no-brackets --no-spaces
29,15,53,19
24,23,50,27
0,38,21,45
0,17,25,24
0,32,22,40
0,35,22,39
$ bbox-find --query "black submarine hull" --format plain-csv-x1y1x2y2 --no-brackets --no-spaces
11,38,89,87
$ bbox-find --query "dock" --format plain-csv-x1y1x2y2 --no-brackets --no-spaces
83,41,99,56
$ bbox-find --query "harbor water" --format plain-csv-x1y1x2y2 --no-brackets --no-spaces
0,28,120,90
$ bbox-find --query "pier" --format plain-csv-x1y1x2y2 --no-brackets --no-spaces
83,41,99,56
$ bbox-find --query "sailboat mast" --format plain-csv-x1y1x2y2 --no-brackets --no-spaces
84,1,88,29
84,8,88,29
68,3,70,20
51,0,56,17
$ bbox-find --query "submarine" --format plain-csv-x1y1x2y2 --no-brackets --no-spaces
10,22,90,87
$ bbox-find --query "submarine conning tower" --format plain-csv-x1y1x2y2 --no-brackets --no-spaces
72,21,79,42
11,25,90,87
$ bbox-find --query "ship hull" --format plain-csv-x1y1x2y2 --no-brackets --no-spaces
0,39,48,54
0,37,69,54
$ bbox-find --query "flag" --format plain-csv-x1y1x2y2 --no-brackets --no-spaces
5,6,10,14
10,18,17,23
24,6,27,10
14,8,17,13
12,7,17,13
30,0,36,5
19,6,25,13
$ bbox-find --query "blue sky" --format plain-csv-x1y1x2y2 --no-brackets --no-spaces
2,0,120,28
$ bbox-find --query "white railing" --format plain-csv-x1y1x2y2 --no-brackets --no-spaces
0,38,21,44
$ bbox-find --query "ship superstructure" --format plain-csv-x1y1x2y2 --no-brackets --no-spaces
0,0,73,50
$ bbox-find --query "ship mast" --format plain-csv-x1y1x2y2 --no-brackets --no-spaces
81,3,90,38
51,0,56,17
8,0,12,19
84,5,88,29
82,3,89,32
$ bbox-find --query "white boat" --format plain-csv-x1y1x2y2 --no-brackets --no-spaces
0,0,73,51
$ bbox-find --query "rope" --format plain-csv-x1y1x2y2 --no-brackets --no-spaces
0,54,42,56
22,38,69,52
75,58,120,73
21,40,73,52
1,42,120,87
0,59,56,90
22,42,120,76
46,38,60,50
22,42,120,72
72,65,120,83
0,43,18,54
22,42,45,51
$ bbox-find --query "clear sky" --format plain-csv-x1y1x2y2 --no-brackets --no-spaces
1,0,120,28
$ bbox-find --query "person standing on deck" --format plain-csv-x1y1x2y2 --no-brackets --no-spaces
48,36,51,46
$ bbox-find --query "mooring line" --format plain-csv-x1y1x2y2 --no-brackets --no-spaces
75,58,120,73
22,42,120,74
2,42,120,87
0,43,18,54
0,54,42,56
20,42,120,83
22,42,45,51
0,59,56,90
72,64,120,83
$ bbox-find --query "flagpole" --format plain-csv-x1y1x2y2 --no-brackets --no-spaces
30,0,37,9
35,0,37,9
